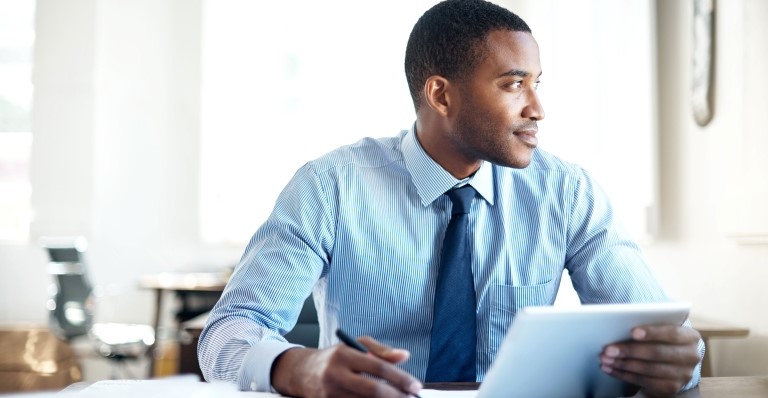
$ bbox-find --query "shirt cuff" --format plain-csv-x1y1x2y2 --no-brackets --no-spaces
237,340,301,392
680,337,706,392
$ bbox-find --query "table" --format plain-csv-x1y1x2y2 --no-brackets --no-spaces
424,376,768,397
691,319,750,377
688,376,768,398
138,272,229,376
48,376,768,397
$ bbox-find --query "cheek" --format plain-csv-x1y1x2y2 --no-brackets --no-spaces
485,103,515,130
460,92,515,132
480,92,516,120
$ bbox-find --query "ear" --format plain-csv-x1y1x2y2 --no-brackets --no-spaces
423,76,453,117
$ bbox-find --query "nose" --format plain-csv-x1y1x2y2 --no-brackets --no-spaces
522,89,545,121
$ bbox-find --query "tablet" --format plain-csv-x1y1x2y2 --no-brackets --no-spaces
477,302,691,398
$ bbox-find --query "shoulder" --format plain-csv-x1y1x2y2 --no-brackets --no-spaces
491,148,602,208
304,132,406,175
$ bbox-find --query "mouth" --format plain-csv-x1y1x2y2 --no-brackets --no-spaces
513,128,538,148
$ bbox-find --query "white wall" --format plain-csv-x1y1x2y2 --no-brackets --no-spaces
645,0,768,377
507,0,659,243
1,0,98,324
0,0,241,329
0,0,766,379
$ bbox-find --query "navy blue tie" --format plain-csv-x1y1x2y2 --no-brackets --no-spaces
425,185,477,382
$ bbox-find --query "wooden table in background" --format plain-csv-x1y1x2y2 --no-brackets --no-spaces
139,272,229,377
691,319,750,377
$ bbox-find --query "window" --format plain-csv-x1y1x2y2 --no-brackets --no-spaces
200,0,657,246
200,0,435,244
0,0,35,243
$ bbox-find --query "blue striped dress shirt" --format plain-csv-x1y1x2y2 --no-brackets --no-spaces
198,127,703,392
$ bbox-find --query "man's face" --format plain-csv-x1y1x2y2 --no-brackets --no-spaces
448,30,545,169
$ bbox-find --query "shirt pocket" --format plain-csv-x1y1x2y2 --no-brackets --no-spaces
487,279,560,354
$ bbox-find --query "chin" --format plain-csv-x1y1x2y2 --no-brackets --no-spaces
511,159,533,169
501,149,534,169
492,156,532,169
480,144,535,168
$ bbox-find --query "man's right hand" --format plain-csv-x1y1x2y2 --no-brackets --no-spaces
270,336,423,398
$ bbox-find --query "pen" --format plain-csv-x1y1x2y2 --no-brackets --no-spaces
335,328,423,398
336,328,369,353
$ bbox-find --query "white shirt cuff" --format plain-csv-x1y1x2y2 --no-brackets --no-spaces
237,340,301,392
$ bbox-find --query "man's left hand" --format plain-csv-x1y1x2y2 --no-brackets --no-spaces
600,325,702,397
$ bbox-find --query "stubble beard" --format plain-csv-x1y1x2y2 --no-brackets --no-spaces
452,109,536,169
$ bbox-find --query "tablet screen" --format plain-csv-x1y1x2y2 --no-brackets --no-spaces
477,302,691,398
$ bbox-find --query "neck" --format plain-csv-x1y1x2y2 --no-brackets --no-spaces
415,118,482,179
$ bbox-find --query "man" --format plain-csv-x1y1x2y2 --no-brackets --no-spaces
198,1,704,397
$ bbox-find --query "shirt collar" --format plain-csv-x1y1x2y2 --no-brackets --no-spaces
401,126,495,207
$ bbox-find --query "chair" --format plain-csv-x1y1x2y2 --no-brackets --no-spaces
284,296,320,348
42,237,155,379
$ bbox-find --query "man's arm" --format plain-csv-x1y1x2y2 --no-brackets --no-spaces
563,168,705,394
197,164,425,396
197,163,334,390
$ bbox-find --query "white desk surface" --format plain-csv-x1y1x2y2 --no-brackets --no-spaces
2,377,472,398
12,377,768,398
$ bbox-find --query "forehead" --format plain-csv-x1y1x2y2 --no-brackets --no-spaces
475,30,541,78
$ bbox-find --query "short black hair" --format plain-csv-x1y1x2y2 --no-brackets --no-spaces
404,0,531,110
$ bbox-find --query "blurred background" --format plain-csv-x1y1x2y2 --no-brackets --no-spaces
1,0,766,392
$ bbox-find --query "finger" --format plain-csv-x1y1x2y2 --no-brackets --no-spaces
631,325,701,344
602,341,701,365
358,335,411,364
340,347,422,396
602,365,686,396
600,355,693,380
330,370,414,398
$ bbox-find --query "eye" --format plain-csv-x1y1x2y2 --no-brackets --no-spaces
534,80,540,90
505,80,523,90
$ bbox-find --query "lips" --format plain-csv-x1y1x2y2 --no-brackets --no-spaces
513,128,538,147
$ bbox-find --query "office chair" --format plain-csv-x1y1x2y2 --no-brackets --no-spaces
42,237,155,379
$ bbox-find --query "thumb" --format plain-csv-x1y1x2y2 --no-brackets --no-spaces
358,335,411,364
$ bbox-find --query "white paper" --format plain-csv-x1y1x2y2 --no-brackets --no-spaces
419,389,477,398
0,377,476,398
60,376,282,397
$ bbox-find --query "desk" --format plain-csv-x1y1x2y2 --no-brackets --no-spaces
424,376,768,397
48,376,768,397
138,272,228,376
691,319,750,377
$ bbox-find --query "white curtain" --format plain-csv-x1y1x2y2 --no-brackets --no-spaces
200,0,657,245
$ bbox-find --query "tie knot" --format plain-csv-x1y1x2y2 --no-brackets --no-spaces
446,185,476,215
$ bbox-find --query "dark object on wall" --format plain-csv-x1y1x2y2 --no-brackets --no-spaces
692,0,715,126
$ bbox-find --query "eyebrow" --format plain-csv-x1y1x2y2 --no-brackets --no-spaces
498,69,543,79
